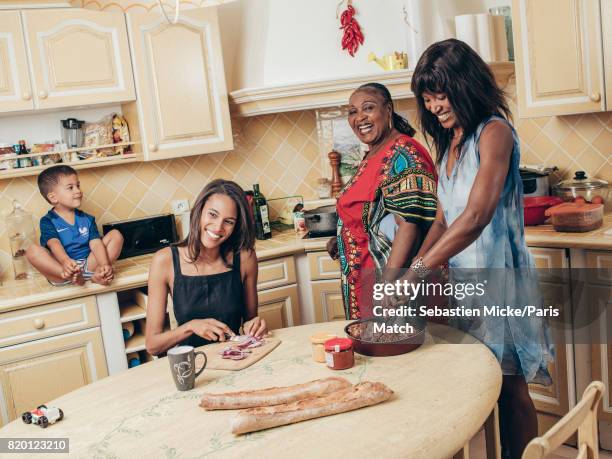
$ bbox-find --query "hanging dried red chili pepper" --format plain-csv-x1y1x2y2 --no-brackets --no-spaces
339,0,364,57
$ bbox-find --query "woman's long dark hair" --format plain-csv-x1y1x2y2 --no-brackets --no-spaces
357,82,416,137
411,39,511,164
177,179,255,267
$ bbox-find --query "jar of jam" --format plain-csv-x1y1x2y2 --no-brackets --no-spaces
324,338,354,370
310,332,337,363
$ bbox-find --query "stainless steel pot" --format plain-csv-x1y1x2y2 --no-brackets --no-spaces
552,171,610,210
519,165,557,197
303,205,338,235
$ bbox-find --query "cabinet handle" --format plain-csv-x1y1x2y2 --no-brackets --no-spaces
39,90,48,99
33,318,45,329
150,144,159,152
590,92,601,102
22,92,31,101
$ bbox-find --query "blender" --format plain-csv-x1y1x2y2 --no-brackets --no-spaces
61,118,85,148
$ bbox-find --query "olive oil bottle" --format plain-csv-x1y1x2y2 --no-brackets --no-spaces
252,184,272,240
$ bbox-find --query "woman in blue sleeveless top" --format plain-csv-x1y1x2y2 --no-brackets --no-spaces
409,39,554,459
145,179,268,355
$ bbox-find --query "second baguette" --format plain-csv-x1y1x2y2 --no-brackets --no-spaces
231,381,393,435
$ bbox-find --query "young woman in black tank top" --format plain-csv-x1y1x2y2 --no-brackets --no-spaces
145,180,268,355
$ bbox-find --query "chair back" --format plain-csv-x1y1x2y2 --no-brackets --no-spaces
522,381,604,459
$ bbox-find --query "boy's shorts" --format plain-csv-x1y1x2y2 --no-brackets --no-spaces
48,259,94,286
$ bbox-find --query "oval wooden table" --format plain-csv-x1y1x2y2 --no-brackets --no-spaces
0,322,502,459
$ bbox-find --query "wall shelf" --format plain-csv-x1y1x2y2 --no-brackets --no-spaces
0,142,140,180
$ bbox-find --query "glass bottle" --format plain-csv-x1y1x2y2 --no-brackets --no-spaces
252,184,272,240
5,200,37,280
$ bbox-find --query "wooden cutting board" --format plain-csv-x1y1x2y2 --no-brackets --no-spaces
202,338,281,370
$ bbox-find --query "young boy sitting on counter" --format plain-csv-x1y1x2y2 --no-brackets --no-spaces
26,165,124,286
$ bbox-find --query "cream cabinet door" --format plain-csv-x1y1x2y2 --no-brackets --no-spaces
512,0,605,117
21,8,135,109
257,285,300,330
0,11,33,112
127,8,233,160
0,328,108,426
312,279,345,323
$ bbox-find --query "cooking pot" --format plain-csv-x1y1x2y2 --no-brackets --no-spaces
303,205,338,235
519,165,557,197
552,171,610,210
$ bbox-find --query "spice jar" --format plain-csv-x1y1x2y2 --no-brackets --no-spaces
324,338,354,370
310,332,337,363
317,178,332,199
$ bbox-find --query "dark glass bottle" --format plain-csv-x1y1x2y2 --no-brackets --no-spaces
252,184,272,240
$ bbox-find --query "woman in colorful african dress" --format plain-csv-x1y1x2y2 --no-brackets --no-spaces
326,82,438,320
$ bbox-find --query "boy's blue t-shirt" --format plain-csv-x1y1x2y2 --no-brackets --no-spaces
39,209,101,260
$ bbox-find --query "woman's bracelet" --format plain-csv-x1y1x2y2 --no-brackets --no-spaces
411,257,432,278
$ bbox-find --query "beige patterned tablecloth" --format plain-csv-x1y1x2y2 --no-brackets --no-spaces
0,321,502,459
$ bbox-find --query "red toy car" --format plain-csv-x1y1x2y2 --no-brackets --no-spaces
21,405,63,428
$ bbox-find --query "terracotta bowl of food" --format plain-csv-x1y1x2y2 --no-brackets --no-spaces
345,317,426,357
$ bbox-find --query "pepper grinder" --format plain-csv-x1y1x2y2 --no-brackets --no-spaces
328,150,343,197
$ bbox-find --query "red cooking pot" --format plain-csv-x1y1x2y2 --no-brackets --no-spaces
523,196,563,226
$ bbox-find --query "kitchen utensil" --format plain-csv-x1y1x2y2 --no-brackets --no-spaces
345,317,426,357
519,165,557,197
203,338,281,370
60,118,85,148
523,196,563,226
552,171,610,208
304,205,338,235
167,345,207,391
545,202,604,232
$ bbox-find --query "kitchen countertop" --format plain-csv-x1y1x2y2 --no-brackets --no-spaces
2,215,611,314
0,230,330,313
0,321,502,459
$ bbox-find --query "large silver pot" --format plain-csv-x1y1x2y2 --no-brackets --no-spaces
303,205,338,235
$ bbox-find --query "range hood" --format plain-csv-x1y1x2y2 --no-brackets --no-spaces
219,0,515,116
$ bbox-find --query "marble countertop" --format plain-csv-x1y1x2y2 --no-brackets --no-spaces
2,215,611,313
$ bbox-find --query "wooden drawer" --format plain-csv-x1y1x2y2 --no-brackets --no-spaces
257,256,296,291
0,296,99,348
528,247,568,269
307,251,341,280
586,250,612,285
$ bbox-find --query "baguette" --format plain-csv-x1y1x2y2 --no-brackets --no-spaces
199,377,352,410
231,381,393,435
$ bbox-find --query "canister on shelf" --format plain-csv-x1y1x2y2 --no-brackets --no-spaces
127,352,141,368
310,332,337,363
324,337,354,370
122,321,135,340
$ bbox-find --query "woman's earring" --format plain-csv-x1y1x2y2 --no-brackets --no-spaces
388,117,393,130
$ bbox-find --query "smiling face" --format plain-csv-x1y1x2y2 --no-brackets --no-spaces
422,91,458,130
347,89,392,146
199,193,238,249
48,174,82,209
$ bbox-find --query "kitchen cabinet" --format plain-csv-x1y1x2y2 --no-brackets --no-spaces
0,295,107,426
0,11,33,113
307,251,344,322
21,8,135,110
527,247,575,434
511,0,607,117
585,251,612,448
125,7,232,160
257,256,300,329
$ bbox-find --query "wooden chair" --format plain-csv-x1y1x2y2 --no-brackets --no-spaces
522,381,605,459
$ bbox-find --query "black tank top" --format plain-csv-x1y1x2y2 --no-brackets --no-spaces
170,246,245,348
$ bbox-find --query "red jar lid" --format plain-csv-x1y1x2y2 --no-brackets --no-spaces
324,337,352,352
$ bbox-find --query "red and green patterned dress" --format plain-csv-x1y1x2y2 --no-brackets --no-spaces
336,134,438,319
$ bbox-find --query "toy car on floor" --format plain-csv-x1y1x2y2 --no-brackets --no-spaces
21,405,63,428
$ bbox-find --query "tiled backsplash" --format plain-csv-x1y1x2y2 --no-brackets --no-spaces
0,85,610,281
